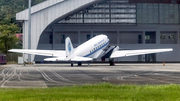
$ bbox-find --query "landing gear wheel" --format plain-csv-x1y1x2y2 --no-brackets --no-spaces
71,63,74,67
78,62,82,66
109,59,115,66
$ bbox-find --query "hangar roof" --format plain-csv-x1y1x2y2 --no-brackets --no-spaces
16,0,65,20
17,0,180,21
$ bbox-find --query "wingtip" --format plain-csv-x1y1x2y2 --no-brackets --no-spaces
168,48,173,51
8,49,13,52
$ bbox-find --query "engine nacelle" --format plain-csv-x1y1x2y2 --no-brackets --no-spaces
101,46,119,61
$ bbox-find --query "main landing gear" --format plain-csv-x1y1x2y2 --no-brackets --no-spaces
71,62,74,67
109,59,115,66
70,62,82,67
77,62,82,66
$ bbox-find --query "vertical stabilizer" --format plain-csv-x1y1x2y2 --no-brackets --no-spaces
65,37,74,57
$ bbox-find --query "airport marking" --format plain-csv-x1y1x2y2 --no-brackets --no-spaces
34,66,37,70
0,65,7,71
139,75,171,84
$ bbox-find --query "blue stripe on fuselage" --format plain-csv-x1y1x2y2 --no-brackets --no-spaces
84,41,109,57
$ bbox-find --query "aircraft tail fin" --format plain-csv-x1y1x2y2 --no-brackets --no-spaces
65,37,74,57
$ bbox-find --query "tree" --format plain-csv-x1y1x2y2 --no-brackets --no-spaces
0,0,46,24
0,24,20,54
0,0,46,62
0,0,46,53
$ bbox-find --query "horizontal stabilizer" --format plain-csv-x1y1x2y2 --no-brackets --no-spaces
44,57,66,61
44,56,93,62
71,56,93,61
110,48,173,58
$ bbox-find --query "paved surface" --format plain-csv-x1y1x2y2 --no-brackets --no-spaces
1,63,180,88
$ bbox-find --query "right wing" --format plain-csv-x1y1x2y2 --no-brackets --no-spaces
110,48,173,58
8,49,66,57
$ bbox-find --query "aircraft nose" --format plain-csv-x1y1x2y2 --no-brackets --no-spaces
103,35,109,41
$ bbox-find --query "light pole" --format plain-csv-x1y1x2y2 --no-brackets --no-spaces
28,0,31,63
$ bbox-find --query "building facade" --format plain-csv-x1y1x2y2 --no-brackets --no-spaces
16,0,180,62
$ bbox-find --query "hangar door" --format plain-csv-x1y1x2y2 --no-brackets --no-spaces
145,53,156,62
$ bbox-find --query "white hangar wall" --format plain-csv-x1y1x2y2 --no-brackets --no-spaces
17,0,101,61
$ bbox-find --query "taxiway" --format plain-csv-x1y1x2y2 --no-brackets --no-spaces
0,63,180,88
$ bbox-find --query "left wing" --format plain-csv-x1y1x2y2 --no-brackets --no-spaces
8,49,92,62
110,48,173,58
8,49,66,57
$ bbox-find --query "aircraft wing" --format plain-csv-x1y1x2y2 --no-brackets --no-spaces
110,48,173,58
8,49,66,57
9,49,92,61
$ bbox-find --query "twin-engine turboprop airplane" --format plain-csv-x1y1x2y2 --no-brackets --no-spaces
9,34,173,66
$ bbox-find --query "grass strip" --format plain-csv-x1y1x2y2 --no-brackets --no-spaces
0,83,180,101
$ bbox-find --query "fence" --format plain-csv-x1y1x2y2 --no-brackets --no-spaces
6,53,22,63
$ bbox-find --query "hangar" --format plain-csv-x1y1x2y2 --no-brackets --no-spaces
16,0,180,63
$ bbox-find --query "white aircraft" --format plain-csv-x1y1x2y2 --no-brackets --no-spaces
9,34,173,66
